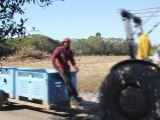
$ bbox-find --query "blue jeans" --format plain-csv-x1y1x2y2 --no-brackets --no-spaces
58,71,78,98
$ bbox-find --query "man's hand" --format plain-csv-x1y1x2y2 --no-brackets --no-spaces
73,64,79,72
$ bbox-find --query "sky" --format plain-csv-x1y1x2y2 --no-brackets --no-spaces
19,0,160,45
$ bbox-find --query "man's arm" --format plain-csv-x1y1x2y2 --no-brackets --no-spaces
52,48,60,67
69,50,79,72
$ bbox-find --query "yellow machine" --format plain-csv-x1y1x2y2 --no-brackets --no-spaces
137,34,150,60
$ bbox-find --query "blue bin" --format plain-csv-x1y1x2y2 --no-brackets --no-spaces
0,67,17,98
47,69,77,104
15,68,77,105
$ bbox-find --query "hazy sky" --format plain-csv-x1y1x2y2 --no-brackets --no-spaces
20,0,160,45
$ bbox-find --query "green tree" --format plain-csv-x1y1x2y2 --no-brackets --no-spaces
72,36,129,56
71,39,92,55
95,32,101,37
0,0,64,40
87,36,105,55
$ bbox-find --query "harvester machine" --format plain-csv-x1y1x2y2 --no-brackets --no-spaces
99,9,160,120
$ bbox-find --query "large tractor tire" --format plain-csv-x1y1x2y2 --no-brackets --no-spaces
99,60,160,120
0,90,4,109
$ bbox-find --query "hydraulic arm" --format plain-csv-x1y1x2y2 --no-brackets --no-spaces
119,9,143,59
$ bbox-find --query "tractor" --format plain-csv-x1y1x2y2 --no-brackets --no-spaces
99,9,160,120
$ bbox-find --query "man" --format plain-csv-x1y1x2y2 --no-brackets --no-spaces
52,37,82,102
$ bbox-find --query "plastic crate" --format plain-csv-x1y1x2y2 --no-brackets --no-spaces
0,67,17,98
47,69,77,104
15,68,76,105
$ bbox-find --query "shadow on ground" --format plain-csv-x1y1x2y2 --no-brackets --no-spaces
0,100,101,120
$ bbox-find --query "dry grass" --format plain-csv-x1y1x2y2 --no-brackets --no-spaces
75,56,129,92
0,55,129,92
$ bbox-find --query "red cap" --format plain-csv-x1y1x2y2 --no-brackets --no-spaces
62,37,70,43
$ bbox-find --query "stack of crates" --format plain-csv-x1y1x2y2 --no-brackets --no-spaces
15,68,77,105
0,67,17,98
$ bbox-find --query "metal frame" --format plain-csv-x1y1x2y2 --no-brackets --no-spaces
119,9,143,59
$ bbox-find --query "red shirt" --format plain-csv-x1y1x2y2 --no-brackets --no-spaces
52,45,75,71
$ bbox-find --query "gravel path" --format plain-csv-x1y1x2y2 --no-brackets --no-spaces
79,91,99,103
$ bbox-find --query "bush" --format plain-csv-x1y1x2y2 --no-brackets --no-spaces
6,46,49,61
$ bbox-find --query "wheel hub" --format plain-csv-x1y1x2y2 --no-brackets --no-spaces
118,86,149,118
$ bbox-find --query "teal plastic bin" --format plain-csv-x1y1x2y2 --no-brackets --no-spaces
15,68,76,105
0,67,17,98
